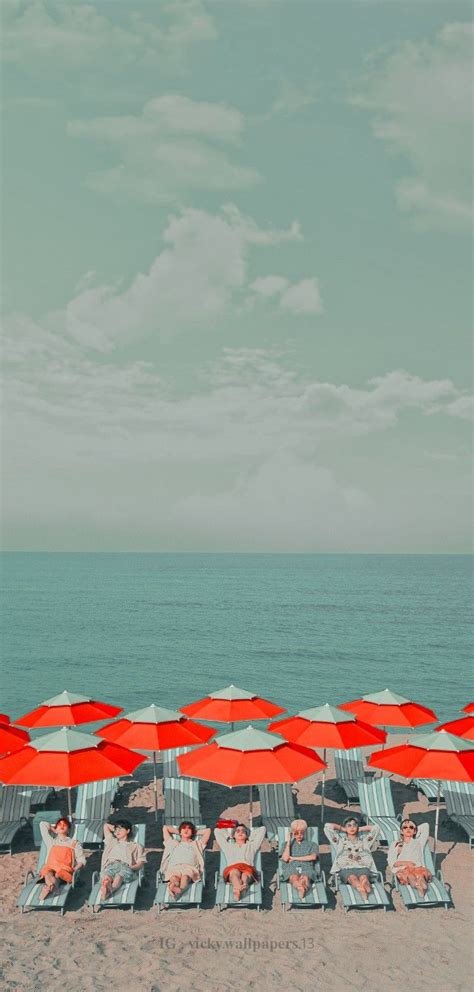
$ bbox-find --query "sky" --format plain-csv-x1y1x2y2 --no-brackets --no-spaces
1,0,472,552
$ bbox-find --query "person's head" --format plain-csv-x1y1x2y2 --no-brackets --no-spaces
232,823,250,843
112,818,133,841
179,821,197,840
54,817,71,835
343,815,361,836
290,818,308,842
400,818,418,839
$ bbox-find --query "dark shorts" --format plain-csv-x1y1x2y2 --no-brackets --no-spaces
339,867,371,883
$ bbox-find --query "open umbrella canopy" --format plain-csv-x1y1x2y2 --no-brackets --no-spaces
339,688,437,728
268,703,386,748
436,715,474,741
0,726,145,788
463,702,474,714
368,730,474,781
16,690,123,728
0,722,30,754
96,704,216,750
177,725,325,786
0,714,10,724
180,684,286,724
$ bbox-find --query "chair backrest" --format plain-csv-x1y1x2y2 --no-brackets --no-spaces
443,781,474,817
259,783,295,818
277,824,319,855
358,776,395,818
0,784,32,822
36,826,80,873
334,748,365,780
163,777,201,821
162,747,194,778
74,779,116,821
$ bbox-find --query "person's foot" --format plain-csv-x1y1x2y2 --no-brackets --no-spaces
416,886,426,898
40,882,55,903
99,882,111,901
233,886,241,901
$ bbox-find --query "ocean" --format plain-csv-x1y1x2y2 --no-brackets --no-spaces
1,553,472,726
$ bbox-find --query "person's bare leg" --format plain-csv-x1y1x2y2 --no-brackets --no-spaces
99,874,113,900
40,870,57,902
347,873,368,901
360,874,372,897
177,873,192,897
228,869,242,900
111,874,123,892
168,873,181,898
240,871,252,894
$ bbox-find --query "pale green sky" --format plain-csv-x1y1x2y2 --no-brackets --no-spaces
2,0,472,551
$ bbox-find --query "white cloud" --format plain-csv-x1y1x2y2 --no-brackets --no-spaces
68,95,260,203
353,22,473,229
279,278,323,315
250,276,290,298
2,0,216,70
60,206,303,351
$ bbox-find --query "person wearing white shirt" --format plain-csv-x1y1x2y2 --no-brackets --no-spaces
387,819,432,897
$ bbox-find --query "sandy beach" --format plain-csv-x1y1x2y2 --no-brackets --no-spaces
1,750,472,992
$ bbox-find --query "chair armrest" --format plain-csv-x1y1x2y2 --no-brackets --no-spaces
156,869,164,883
138,868,144,886
91,870,99,884
24,870,35,884
214,870,219,887
320,870,327,887
72,866,83,889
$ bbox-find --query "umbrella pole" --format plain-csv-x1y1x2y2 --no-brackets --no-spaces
321,749,326,825
67,789,72,821
433,780,441,867
152,751,159,822
249,783,253,827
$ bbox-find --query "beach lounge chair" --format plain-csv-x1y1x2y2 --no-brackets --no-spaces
17,831,82,915
73,779,118,847
0,785,32,855
334,748,374,803
391,841,451,909
215,828,264,911
258,783,296,845
443,781,474,849
29,787,54,807
358,777,402,845
162,746,194,778
276,826,328,911
410,779,444,803
163,777,201,823
155,825,208,912
327,835,390,912
88,824,146,913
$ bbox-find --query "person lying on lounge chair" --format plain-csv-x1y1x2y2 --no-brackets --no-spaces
161,822,211,899
39,817,85,902
387,819,432,897
99,819,146,901
280,818,319,899
215,823,266,901
324,817,379,901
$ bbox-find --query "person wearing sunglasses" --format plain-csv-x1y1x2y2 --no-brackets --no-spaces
324,816,379,901
387,819,432,897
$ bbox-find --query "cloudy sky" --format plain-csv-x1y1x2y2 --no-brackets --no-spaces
2,0,472,551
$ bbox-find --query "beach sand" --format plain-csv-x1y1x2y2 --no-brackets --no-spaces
1,754,472,992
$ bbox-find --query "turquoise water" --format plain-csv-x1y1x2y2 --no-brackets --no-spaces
1,554,472,725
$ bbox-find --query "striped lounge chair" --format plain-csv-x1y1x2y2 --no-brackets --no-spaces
0,785,32,855
410,779,444,803
163,777,201,823
334,749,374,803
29,787,54,807
392,841,451,910
258,784,296,845
155,825,208,912
17,831,82,915
443,781,474,849
327,833,390,912
163,746,194,778
88,824,146,913
358,777,402,845
73,779,119,847
215,827,265,911
276,826,328,911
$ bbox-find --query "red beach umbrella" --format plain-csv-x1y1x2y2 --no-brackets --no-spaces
463,702,474,714
181,684,286,731
0,714,10,724
339,688,437,729
177,725,326,825
436,716,474,741
368,729,474,863
97,705,216,819
0,722,30,754
0,727,145,820
268,703,386,822
16,690,122,728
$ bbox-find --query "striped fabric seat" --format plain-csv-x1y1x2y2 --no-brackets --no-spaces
88,824,146,912
334,749,373,802
276,826,328,911
443,782,474,849
155,875,204,911
17,830,82,915
393,843,451,909
0,785,32,854
163,777,201,823
258,784,295,842
411,779,444,802
29,788,54,807
162,747,194,778
358,778,401,845
73,780,118,846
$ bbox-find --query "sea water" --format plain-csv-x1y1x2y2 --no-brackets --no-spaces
1,553,472,725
